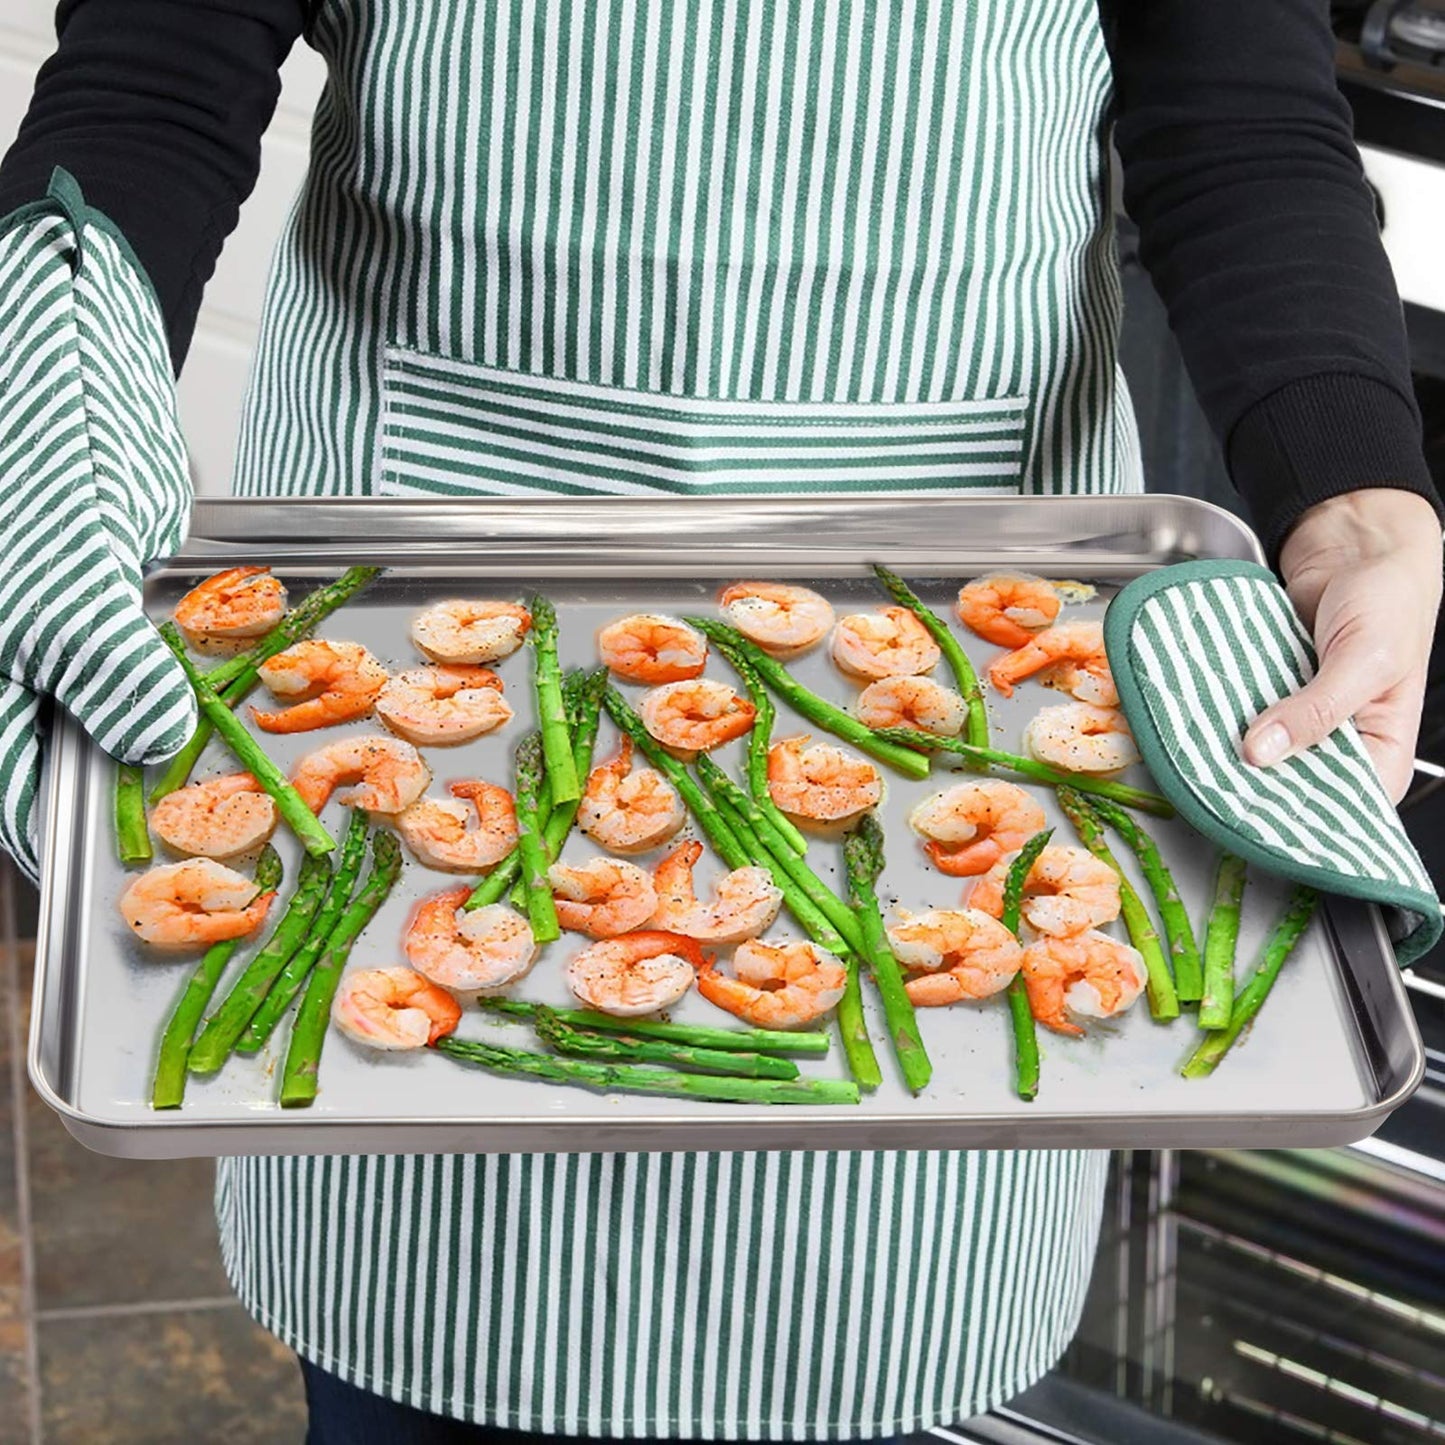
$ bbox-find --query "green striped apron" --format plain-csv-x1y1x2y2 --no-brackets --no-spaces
222,0,1133,1429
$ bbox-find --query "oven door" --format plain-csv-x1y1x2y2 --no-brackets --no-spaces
943,1139,1445,1445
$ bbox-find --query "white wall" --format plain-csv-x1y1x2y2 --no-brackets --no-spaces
0,3,325,494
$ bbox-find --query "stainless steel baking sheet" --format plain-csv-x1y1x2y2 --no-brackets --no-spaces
30,496,1424,1156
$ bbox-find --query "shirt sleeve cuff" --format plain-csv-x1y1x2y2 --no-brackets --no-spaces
1226,373,1444,564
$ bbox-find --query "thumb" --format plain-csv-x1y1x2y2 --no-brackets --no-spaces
1242,626,1391,769
36,584,197,766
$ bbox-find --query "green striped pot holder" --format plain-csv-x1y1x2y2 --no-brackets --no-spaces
1104,559,1442,964
0,169,194,880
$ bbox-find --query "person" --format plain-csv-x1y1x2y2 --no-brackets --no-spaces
1,0,1440,1439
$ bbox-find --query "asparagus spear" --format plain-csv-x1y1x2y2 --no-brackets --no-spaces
435,1036,861,1105
1087,795,1203,1003
514,732,561,944
150,846,283,1109
503,671,573,911
1198,853,1248,1030
685,617,931,780
148,672,253,805
150,566,381,803
187,851,332,1074
695,755,865,955
529,595,579,804
469,825,529,912
544,666,605,851
114,762,152,865
468,670,604,912
159,623,336,857
533,1007,801,1080
603,687,751,867
872,564,988,748
280,832,404,1106
844,814,931,1093
706,785,882,1091
1000,828,1054,1103
481,998,831,1054
1182,885,1318,1078
507,666,607,907
237,809,370,1051
1057,788,1180,1021
874,728,1174,818
717,644,808,856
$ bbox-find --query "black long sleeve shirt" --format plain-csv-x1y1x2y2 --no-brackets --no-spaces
0,0,1439,558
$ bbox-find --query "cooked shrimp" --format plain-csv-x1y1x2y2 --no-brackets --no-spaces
405,887,538,992
988,619,1116,705
887,908,1024,1006
149,772,277,860
719,582,835,656
549,858,658,939
291,735,431,814
1042,657,1117,707
376,664,512,745
649,840,783,944
251,639,389,733
332,966,463,1050
1023,702,1139,774
597,614,707,684
1021,930,1146,1036
831,606,941,680
696,939,847,1028
767,735,881,824
855,675,968,738
118,858,275,949
638,678,756,756
955,573,1062,649
577,737,687,853
968,844,1121,937
411,599,532,664
173,566,287,645
395,780,518,872
907,780,1047,877
564,930,705,1016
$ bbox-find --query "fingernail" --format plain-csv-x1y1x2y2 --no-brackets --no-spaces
1248,722,1291,766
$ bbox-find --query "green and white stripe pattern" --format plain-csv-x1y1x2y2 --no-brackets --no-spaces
219,0,1132,1429
234,0,1137,501
0,172,193,880
218,1149,1107,1434
1107,560,1441,962
379,350,1031,497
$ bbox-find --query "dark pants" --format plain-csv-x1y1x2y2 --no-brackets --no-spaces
301,1359,558,1445
300,1359,911,1445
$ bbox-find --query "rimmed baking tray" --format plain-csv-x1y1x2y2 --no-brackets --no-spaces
30,495,1424,1156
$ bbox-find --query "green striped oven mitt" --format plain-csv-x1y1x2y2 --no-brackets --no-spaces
0,170,195,882
1105,559,1441,964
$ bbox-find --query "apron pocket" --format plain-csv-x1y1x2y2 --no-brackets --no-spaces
378,347,1029,498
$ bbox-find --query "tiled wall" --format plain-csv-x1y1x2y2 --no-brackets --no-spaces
0,2,326,495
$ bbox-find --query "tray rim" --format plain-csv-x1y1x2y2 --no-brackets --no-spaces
30,493,1427,1156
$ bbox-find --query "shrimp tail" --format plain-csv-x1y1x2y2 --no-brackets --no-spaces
925,839,999,878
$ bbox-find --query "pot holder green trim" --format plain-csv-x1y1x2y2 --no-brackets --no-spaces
1104,558,1442,965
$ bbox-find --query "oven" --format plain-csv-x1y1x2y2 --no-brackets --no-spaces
937,11,1445,1440
946,1146,1445,1444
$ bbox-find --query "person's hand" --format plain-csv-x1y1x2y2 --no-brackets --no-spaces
1242,488,1443,802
